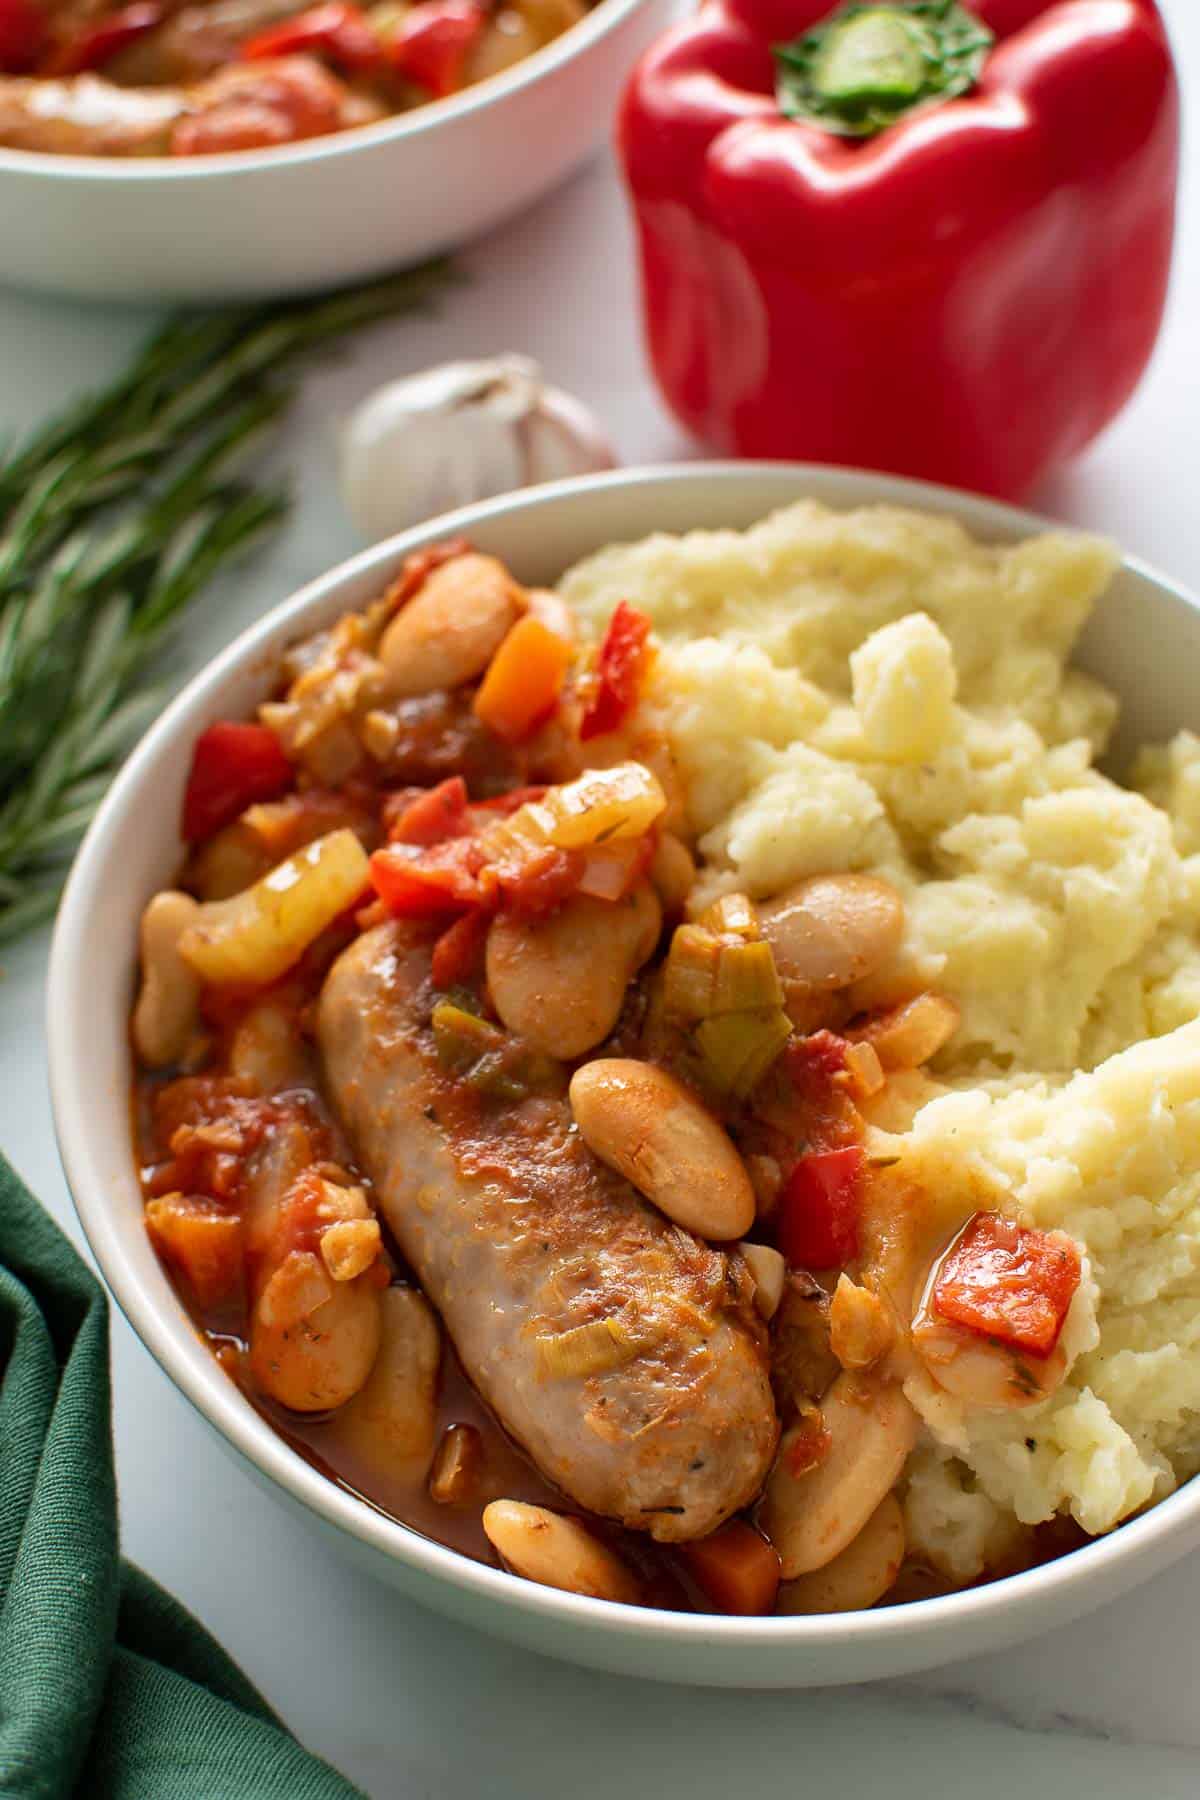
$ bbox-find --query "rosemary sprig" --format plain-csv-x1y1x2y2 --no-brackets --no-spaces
0,257,456,944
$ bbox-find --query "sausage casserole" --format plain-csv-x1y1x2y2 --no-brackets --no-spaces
0,0,593,155
131,506,1200,1614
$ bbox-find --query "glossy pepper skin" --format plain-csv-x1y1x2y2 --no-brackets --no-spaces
619,0,1179,498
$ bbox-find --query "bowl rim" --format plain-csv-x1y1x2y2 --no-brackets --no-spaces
0,0,647,183
47,459,1200,1659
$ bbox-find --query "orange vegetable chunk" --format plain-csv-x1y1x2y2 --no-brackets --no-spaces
145,1195,243,1310
473,615,571,744
682,1520,781,1616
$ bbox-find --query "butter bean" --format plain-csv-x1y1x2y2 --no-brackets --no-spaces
336,1286,441,1469
759,874,904,991
486,884,661,1060
760,1371,917,1577
249,1250,381,1413
848,992,960,1070
482,1500,640,1604
649,832,696,914
133,890,202,1068
776,1493,905,1614
379,553,524,696
570,1058,755,1241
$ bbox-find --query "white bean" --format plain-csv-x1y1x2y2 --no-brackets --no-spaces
775,1493,906,1614
486,884,661,1059
335,1287,441,1470
848,992,960,1070
759,874,904,991
912,1314,1069,1409
133,890,203,1068
569,1059,755,1241
649,832,696,914
249,1250,381,1413
482,1500,640,1604
760,1371,917,1577
378,553,524,697
228,995,311,1093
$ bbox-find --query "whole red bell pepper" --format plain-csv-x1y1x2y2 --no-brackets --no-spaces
619,0,1179,498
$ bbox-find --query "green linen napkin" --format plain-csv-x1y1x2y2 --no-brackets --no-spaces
0,1152,364,1800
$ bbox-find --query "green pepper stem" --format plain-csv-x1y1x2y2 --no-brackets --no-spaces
774,0,994,138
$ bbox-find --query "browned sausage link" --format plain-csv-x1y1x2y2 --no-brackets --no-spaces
317,922,779,1542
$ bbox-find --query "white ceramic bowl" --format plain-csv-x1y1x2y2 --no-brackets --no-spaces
48,464,1200,1686
0,0,672,303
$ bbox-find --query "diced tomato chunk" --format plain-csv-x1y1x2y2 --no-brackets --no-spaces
777,1144,864,1270
681,1522,781,1616
369,839,485,916
931,1211,1082,1358
579,601,653,740
145,1197,243,1310
181,720,294,843
389,776,470,846
389,0,484,96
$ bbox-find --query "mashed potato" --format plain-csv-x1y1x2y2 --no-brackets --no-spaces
563,500,1200,1579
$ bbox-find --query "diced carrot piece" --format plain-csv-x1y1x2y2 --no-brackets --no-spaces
473,615,572,745
146,1196,243,1310
682,1521,781,1616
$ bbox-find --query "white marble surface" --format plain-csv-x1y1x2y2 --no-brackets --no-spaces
3,5,1200,1793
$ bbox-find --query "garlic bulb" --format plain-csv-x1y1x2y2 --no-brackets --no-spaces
339,355,616,543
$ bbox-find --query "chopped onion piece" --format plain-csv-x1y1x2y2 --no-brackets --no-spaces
179,828,368,988
526,761,666,850
534,1317,641,1380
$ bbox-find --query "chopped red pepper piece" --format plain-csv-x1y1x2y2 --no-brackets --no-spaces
431,906,490,988
45,1,163,73
777,1144,864,1270
389,776,470,846
579,600,652,741
932,1211,1082,1359
389,0,484,97
240,1,382,73
0,0,46,72
681,1521,781,1616
181,720,294,844
369,838,485,917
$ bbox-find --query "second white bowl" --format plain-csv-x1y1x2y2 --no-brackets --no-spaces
0,0,672,303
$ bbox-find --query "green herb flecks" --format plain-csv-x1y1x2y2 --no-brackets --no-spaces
774,1,993,138
0,258,456,944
